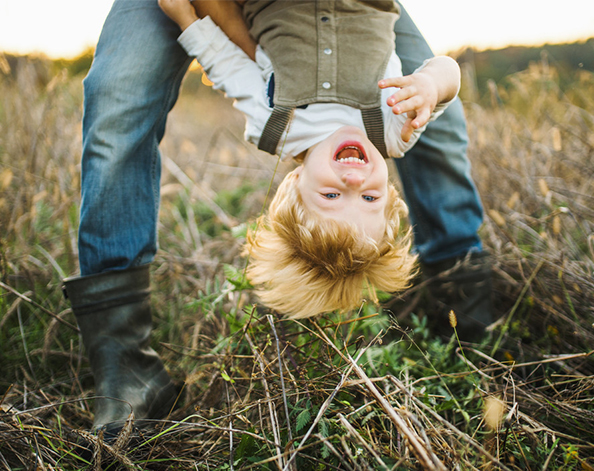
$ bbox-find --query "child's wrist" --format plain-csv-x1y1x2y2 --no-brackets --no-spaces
178,14,199,31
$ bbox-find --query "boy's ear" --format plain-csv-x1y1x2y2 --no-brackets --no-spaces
294,150,307,163
293,165,303,176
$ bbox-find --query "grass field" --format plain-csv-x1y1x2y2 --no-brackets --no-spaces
0,52,593,470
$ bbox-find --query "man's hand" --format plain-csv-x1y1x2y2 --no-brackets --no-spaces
379,56,461,143
158,0,199,31
160,0,257,60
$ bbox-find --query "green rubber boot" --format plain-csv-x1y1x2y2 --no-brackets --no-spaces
63,265,177,431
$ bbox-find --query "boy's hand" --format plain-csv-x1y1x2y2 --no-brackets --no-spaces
379,56,461,143
158,0,199,31
378,72,439,143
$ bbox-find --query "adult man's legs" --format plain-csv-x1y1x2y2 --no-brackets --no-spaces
391,4,492,336
79,0,191,274
63,0,192,431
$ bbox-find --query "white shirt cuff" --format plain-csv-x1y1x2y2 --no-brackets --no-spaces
177,16,225,56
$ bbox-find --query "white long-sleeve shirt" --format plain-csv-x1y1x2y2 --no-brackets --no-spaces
178,16,453,160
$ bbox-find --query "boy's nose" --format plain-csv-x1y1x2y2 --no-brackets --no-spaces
342,172,365,188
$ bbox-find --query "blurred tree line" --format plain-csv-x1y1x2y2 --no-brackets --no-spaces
2,37,593,100
455,37,594,95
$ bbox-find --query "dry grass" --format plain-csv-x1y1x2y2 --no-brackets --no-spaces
465,61,594,357
0,53,593,469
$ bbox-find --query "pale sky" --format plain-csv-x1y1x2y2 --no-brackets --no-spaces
1,0,592,58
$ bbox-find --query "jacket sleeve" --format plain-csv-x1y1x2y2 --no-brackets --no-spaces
385,98,452,158
177,17,269,140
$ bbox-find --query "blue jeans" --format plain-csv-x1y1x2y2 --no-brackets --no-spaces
79,0,483,275
79,0,192,275
392,4,484,264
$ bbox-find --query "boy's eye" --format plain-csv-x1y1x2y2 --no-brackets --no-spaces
323,193,339,199
362,195,377,202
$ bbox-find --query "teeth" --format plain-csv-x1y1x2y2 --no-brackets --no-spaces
336,145,366,163
337,157,365,164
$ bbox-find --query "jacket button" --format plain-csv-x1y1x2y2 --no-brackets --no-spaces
324,48,332,55
322,82,331,89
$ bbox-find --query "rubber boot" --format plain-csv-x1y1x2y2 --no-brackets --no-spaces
422,251,493,340
63,265,178,431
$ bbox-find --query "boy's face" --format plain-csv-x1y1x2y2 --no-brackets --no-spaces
295,126,389,242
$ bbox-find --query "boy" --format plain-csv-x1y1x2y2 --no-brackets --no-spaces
159,0,462,318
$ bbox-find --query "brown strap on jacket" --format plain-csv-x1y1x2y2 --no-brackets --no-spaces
259,106,388,159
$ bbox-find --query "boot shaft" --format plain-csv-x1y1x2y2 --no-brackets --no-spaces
63,265,153,350
63,265,176,429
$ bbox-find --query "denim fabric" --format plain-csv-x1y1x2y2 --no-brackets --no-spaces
79,0,192,275
393,3,484,264
79,0,483,275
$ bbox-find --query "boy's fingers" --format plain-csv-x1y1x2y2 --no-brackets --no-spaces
378,76,410,89
411,107,431,129
390,95,423,115
400,118,414,143
387,86,416,107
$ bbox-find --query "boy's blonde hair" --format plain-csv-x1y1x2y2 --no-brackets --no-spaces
244,169,417,319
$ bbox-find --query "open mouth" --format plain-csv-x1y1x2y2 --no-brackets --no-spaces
334,142,368,164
